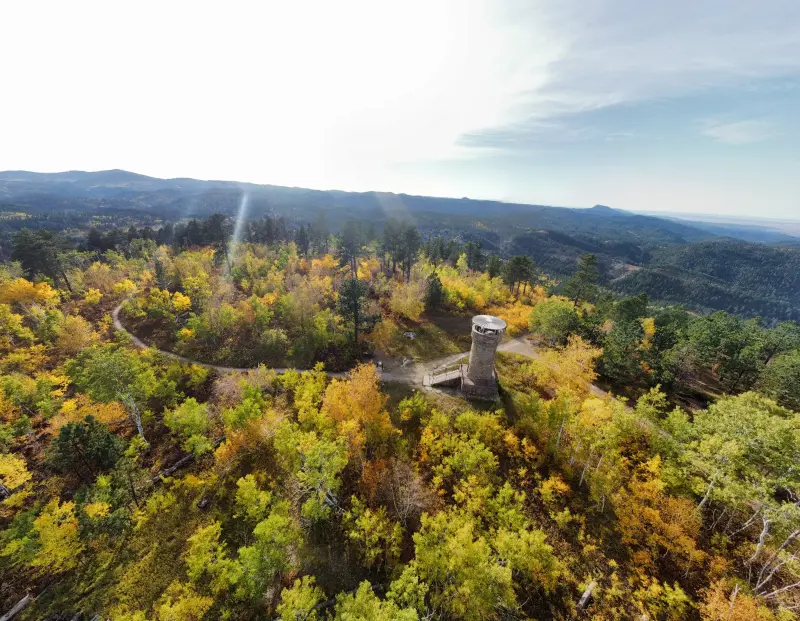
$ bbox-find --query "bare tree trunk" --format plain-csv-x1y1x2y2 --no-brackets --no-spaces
0,594,32,621
697,472,718,511
58,267,74,293
122,394,147,444
579,448,595,487
577,581,596,610
755,528,800,591
746,516,770,566
731,505,762,536
762,580,800,600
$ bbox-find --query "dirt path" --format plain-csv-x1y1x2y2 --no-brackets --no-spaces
111,304,349,377
112,304,615,399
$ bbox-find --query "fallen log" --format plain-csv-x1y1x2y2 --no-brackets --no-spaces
0,594,32,621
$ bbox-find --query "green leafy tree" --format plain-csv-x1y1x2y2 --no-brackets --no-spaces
486,255,503,279
306,213,330,254
761,321,800,364
275,422,349,521
425,273,444,311
613,293,648,323
687,312,765,392
401,226,421,282
493,527,563,592
463,241,485,272
278,576,325,621
222,384,267,430
66,345,157,442
11,228,73,292
295,224,310,256
528,298,579,346
413,510,515,620
333,581,418,621
600,318,646,384
757,350,800,411
344,496,403,568
184,521,240,596
234,474,272,523
337,220,364,275
236,501,301,600
164,397,213,456
382,219,403,275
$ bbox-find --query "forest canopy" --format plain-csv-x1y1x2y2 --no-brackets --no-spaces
0,213,799,620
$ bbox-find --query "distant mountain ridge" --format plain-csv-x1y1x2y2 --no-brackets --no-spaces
2,169,799,321
0,168,710,236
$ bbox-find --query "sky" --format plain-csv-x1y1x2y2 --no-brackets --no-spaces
2,0,799,219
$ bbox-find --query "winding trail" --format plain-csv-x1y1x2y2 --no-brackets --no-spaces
112,303,611,398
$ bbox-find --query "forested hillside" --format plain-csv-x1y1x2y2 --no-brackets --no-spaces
1,214,800,620
612,240,800,321
2,169,799,321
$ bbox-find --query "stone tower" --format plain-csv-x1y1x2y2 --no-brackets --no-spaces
462,314,506,399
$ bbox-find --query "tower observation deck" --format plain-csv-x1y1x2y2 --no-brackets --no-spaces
424,314,506,400
462,315,506,399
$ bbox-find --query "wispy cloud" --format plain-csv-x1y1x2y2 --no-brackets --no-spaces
465,0,800,150
702,120,776,145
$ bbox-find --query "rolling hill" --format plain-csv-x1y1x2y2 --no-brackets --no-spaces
2,169,799,321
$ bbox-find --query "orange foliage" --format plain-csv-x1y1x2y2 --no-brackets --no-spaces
698,581,771,621
613,457,705,572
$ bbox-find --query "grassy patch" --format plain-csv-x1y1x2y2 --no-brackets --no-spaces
375,315,468,361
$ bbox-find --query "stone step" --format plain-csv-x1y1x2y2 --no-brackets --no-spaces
424,369,462,387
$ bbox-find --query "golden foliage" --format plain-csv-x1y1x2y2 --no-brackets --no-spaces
420,258,511,311
48,394,128,435
84,261,116,292
1,344,48,374
113,278,138,297
55,314,99,356
388,279,426,321
172,291,192,312
368,317,400,352
154,581,213,621
83,288,103,304
529,335,602,398
30,500,84,574
485,301,533,336
0,278,58,306
641,317,656,350
0,453,31,489
84,501,111,519
322,364,396,454
357,257,381,280
698,581,775,621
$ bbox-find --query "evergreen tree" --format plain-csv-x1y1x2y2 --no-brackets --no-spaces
337,276,372,350
11,228,73,291
502,255,535,294
486,255,503,279
425,273,444,311
563,254,600,303
48,415,125,483
295,224,310,256
337,221,364,275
